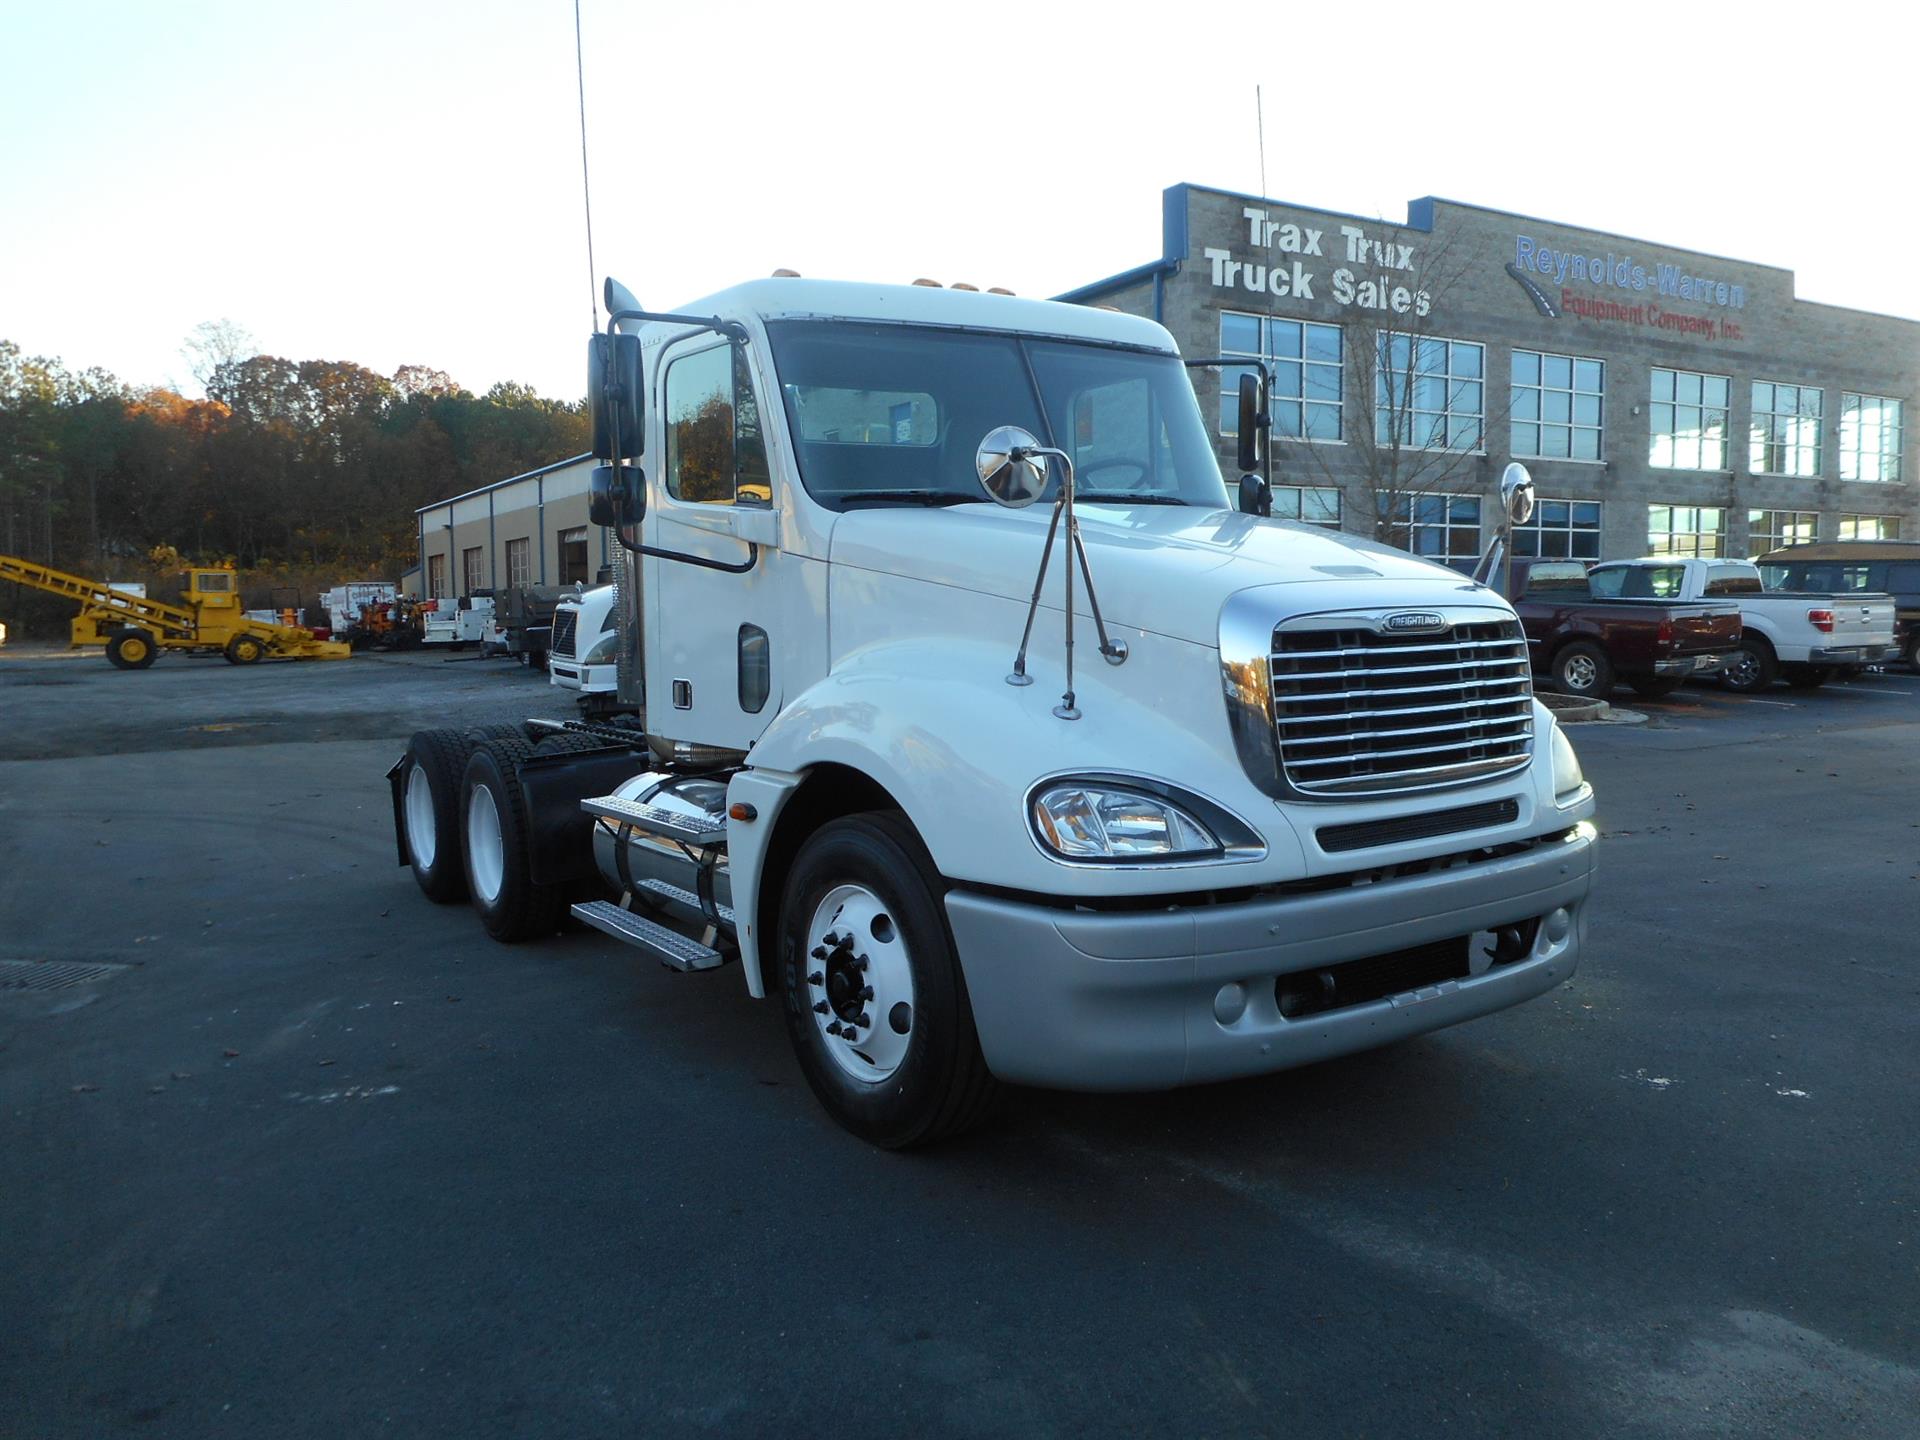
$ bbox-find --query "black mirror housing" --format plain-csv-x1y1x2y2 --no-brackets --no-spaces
589,333,645,461
1235,371,1266,474
1237,472,1272,517
588,463,646,530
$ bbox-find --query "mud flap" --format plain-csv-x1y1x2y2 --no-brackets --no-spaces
385,753,410,867
517,747,652,886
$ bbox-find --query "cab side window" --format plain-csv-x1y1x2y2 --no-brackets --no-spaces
664,344,768,505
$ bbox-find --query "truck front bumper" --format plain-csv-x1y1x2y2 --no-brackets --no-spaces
945,824,1596,1091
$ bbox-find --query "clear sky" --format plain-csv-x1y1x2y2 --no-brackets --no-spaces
3,0,1916,402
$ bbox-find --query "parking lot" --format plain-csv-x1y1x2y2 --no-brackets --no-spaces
2,645,1916,1439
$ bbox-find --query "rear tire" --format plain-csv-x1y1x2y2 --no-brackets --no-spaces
403,728,486,903
461,737,567,942
1628,676,1683,698
1551,640,1613,699
1782,664,1834,690
1719,636,1777,693
777,812,1000,1149
105,629,158,670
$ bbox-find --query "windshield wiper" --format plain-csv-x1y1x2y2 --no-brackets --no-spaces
835,490,978,507
1075,492,1189,505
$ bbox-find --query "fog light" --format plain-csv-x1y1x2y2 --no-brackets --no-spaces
1213,982,1248,1025
1545,907,1572,944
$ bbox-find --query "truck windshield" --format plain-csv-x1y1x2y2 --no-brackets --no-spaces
765,320,1229,511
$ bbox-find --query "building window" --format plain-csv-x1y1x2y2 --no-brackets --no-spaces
1746,510,1818,557
1382,493,1483,571
1272,485,1342,529
1648,504,1724,557
427,553,446,599
1649,368,1730,471
1748,383,1822,477
1514,499,1602,560
1375,335,1484,451
1838,513,1902,541
1219,313,1343,441
505,537,530,588
1839,394,1904,482
1511,351,1603,461
557,526,589,586
461,546,485,596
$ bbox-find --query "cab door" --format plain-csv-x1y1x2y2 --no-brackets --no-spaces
643,337,788,752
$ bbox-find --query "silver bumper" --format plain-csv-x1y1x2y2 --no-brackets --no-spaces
1654,653,1727,676
945,825,1597,1091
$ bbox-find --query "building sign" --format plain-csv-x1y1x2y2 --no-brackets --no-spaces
1506,234,1748,341
1203,206,1433,316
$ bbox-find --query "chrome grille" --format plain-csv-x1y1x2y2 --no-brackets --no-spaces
551,608,579,660
1269,618,1533,797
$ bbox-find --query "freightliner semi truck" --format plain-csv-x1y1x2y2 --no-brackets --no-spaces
387,276,1599,1148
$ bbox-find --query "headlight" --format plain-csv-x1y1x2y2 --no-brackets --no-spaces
1550,724,1588,805
1031,782,1222,862
580,631,618,664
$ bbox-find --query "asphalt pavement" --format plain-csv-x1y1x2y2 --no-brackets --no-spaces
2,646,1916,1438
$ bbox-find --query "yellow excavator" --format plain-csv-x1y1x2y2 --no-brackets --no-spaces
0,555,350,668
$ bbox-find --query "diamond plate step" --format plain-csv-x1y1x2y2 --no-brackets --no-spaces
634,878,735,930
581,795,728,848
570,901,728,972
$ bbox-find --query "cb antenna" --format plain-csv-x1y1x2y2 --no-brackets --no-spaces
574,0,598,330
1256,84,1267,197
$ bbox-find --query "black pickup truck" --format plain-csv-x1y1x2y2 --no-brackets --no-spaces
1504,560,1744,699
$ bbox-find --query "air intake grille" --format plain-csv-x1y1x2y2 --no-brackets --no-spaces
1317,797,1520,853
1270,618,1533,797
552,608,579,660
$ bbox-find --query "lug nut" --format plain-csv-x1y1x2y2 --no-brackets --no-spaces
813,1001,828,1015
826,1021,842,1036
853,954,869,972
808,971,824,985
859,985,874,1001
810,946,827,961
854,1012,871,1028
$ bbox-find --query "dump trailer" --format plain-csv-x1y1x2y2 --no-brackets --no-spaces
0,555,350,667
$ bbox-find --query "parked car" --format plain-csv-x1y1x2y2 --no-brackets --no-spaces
1584,557,1896,692
1756,541,1920,672
1507,559,1742,699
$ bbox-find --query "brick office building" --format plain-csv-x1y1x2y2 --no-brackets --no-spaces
1061,183,1917,567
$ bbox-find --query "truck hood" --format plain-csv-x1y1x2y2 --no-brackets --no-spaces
828,502,1502,645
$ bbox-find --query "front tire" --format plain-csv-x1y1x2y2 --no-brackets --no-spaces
1720,637,1777,693
778,813,999,1149
461,737,567,942
1552,640,1613,699
105,629,158,670
225,634,266,665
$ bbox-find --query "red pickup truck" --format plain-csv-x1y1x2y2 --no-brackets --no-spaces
1506,560,1743,699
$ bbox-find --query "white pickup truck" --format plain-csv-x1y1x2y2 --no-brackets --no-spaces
1585,557,1896,691
386,276,1598,1147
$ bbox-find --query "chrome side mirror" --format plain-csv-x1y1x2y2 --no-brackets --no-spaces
975,426,1049,508
1500,461,1536,526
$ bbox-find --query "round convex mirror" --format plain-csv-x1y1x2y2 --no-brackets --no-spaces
975,426,1049,508
1499,461,1536,526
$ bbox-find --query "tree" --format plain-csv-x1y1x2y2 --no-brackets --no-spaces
182,319,257,392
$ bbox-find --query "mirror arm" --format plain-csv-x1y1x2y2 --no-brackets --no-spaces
605,308,749,345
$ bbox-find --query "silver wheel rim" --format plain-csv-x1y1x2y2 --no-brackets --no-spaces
805,883,914,1083
405,763,437,869
1727,651,1758,688
1563,654,1598,692
466,785,504,904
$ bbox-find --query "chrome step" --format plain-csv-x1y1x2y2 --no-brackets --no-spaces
635,877,735,929
581,795,728,848
571,900,728,972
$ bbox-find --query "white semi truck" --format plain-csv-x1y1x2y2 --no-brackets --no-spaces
387,277,1598,1148
547,583,622,708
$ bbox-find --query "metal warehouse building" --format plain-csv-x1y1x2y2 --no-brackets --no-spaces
412,454,603,599
1065,183,1916,566
413,182,1915,594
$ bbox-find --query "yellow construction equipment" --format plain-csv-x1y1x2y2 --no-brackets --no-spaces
0,554,351,668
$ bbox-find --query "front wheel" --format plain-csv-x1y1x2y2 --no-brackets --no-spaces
1551,640,1613,699
225,634,266,665
1720,637,1777,693
778,813,999,1149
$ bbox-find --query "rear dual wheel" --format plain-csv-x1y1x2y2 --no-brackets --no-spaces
461,736,568,942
